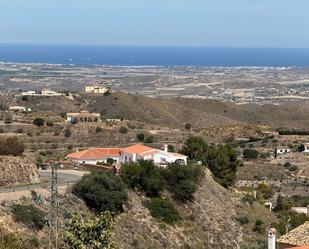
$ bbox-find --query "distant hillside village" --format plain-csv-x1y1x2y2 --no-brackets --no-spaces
20,85,110,97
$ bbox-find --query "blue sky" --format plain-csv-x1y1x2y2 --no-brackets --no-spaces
0,0,308,48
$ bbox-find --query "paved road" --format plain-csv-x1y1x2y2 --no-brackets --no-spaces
0,170,85,193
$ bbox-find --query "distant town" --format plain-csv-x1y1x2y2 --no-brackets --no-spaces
1,62,309,104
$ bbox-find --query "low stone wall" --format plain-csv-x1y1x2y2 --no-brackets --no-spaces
78,163,113,172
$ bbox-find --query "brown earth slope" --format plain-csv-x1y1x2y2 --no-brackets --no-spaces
0,156,38,186
6,91,309,129
112,169,277,249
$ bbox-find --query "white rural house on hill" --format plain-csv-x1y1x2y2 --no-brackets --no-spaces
120,144,187,166
303,143,309,153
67,144,187,166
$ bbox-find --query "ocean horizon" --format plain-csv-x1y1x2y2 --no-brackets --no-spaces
0,44,309,67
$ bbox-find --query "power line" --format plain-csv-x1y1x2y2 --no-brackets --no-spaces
49,162,59,249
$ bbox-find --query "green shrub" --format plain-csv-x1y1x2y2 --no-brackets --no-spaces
298,144,305,152
181,136,208,162
60,112,67,119
206,144,239,188
144,135,154,143
64,128,72,137
161,163,203,203
136,133,145,141
146,198,180,224
243,148,259,160
33,118,45,127
288,165,298,172
106,158,114,165
15,128,23,133
242,193,255,205
95,126,103,133
274,194,292,212
4,113,13,124
253,219,264,233
63,211,115,249
21,95,29,101
46,121,54,127
284,162,291,168
119,126,128,134
289,212,309,230
121,160,164,197
237,216,249,225
0,137,24,156
168,144,174,152
0,230,23,249
258,183,273,199
72,170,128,213
11,204,46,230
184,123,191,130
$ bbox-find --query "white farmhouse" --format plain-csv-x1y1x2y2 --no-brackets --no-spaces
120,144,187,166
67,144,187,166
9,106,31,112
276,147,291,155
21,91,37,96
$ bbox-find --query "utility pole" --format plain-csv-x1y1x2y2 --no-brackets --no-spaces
49,161,59,249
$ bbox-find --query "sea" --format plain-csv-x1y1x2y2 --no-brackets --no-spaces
0,44,309,67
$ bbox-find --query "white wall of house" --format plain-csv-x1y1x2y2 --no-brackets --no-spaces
276,148,291,154
120,151,187,166
120,152,135,163
291,207,308,216
71,157,120,165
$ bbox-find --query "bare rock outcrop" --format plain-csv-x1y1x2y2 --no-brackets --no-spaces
0,156,38,186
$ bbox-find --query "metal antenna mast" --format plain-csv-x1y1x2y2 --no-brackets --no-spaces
49,162,59,249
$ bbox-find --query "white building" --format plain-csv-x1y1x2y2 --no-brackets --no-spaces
21,89,63,97
85,85,108,94
303,143,309,153
276,147,291,155
67,144,187,166
41,88,64,96
66,111,101,123
9,106,31,112
291,206,309,216
120,144,187,166
21,91,37,96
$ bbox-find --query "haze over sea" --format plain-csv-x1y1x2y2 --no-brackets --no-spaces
0,44,309,67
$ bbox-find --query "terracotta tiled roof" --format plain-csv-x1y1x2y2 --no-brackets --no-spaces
123,144,154,154
277,222,309,246
140,149,162,156
92,148,122,156
67,148,121,160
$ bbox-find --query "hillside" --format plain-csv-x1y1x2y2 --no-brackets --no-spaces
112,169,277,249
0,156,38,186
8,91,309,130
0,168,277,249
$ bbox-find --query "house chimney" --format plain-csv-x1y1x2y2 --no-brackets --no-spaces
164,144,168,153
268,228,276,249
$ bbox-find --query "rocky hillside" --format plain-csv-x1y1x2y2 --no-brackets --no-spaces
112,169,276,249
0,156,38,186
